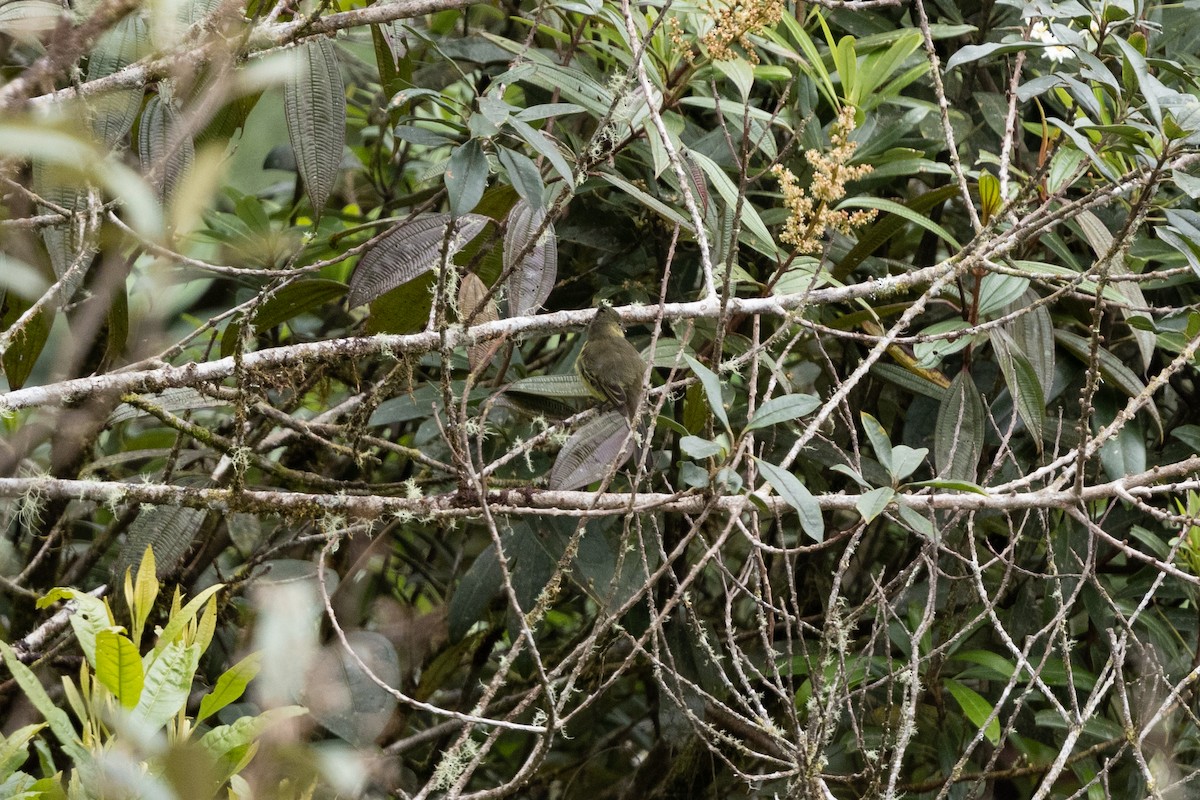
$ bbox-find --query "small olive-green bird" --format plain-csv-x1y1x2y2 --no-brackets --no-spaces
576,304,647,419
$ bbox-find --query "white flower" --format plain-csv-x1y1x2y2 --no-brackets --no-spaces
1044,44,1073,62
1027,17,1073,63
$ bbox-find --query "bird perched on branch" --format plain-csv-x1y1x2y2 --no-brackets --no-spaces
575,303,647,419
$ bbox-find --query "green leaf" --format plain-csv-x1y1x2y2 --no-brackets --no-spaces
909,478,987,494
687,149,774,253
30,159,94,298
1004,289,1055,401
37,589,111,668
86,14,147,149
1094,394,1146,482
549,411,634,490
0,1,65,39
975,274,1029,318
837,196,961,249
134,641,201,732
897,504,936,539
834,184,960,281
935,371,984,481
950,649,1017,680
684,354,730,432
1047,118,1120,183
199,706,307,764
507,373,592,398
641,337,696,368
253,279,347,333
284,38,346,216
744,394,820,432
754,458,824,543
992,329,1046,450
1055,329,1161,435
347,213,489,307
0,295,51,390
890,445,928,482
599,171,692,231
913,318,973,369
0,642,90,768
508,118,575,189
94,630,143,709
680,435,726,460
504,199,557,317
856,486,893,522
497,146,545,208
0,723,45,782
197,652,262,723
859,412,894,476
113,505,207,586
138,91,194,200
445,139,489,217
305,631,401,748
448,543,502,641
945,678,1001,746
977,171,1000,224
153,583,225,653
1112,36,1162,128
679,461,709,488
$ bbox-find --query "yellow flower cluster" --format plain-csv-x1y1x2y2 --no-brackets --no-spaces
701,0,785,63
773,105,876,254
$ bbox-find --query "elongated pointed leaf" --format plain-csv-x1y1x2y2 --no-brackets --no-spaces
507,374,592,400
681,435,726,459
945,678,1001,745
754,457,824,542
549,411,633,490
38,588,112,667
347,213,489,307
199,706,308,764
0,641,90,767
497,146,544,207
458,272,500,370
285,38,346,216
113,505,206,583
1004,289,1055,400
977,171,1000,224
834,185,960,282
1074,210,1153,370
0,293,51,389
0,1,65,41
684,354,730,432
688,149,774,253
1056,329,1161,435
508,117,575,189
197,653,262,723
134,640,201,732
31,161,94,299
860,412,894,476
992,329,1045,451
837,196,960,249
856,486,894,522
745,393,820,432
504,199,557,317
154,582,225,652
445,139,488,217
448,542,502,641
138,92,194,200
95,630,144,709
935,371,984,481
86,14,147,149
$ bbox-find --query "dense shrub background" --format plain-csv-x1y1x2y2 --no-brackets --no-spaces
3,0,1200,796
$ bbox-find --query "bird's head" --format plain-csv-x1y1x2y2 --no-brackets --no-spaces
590,303,625,338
